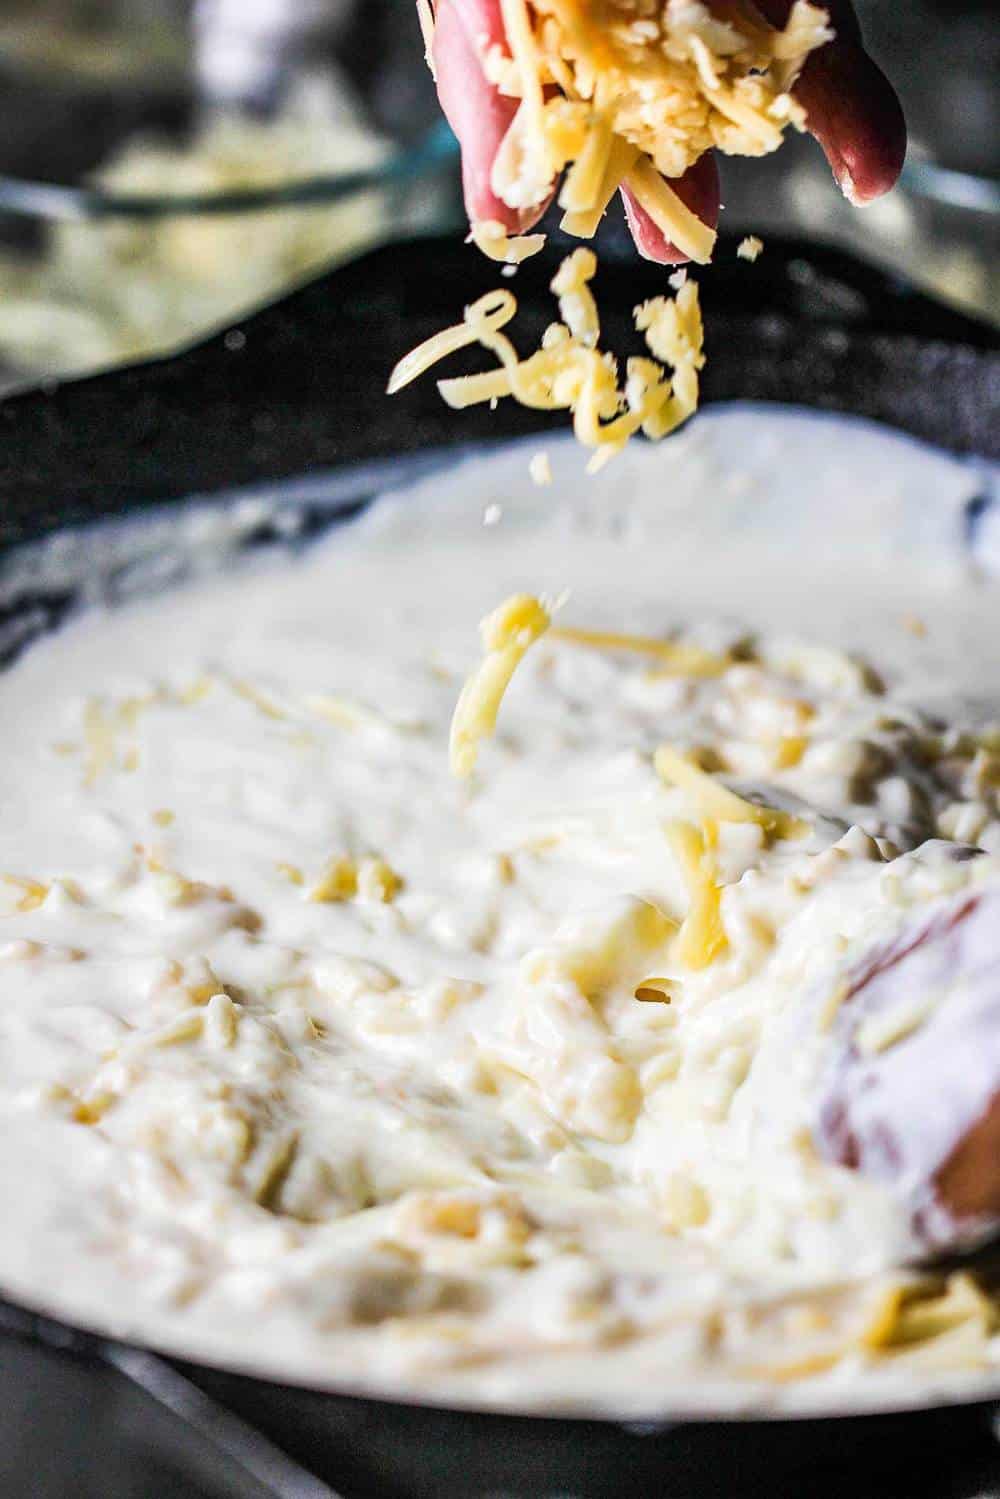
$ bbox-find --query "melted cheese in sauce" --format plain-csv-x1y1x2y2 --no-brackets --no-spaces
0,409,998,1417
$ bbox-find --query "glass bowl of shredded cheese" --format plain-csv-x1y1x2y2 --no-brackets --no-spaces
0,0,461,388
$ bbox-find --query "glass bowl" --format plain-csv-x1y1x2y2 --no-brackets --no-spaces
720,0,999,323
0,0,463,388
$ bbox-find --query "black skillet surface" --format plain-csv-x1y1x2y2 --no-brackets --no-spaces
0,233,999,1499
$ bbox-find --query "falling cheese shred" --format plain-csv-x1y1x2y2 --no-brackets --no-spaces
388,253,704,470
738,235,765,262
655,745,809,843
387,290,517,396
470,219,547,265
450,594,552,778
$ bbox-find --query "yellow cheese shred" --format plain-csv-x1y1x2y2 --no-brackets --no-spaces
548,626,728,678
386,289,517,396
738,235,764,262
621,158,717,265
559,134,639,239
308,855,403,904
450,594,552,778
551,247,601,345
470,220,547,264
655,745,809,842
1,874,50,914
666,820,728,970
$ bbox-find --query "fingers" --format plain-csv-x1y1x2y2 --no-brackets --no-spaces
434,0,553,233
619,153,721,264
751,0,906,203
433,0,716,246
434,0,894,257
794,35,906,204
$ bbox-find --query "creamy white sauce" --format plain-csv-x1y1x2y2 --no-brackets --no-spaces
0,408,998,1417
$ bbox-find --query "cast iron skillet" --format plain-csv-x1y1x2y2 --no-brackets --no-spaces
0,233,999,1499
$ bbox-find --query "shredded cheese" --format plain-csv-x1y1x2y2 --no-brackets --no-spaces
666,820,727,970
388,254,704,470
559,134,639,239
357,857,404,904
891,1274,998,1346
474,0,831,244
450,594,552,778
83,699,116,785
655,745,809,842
229,679,287,721
308,857,359,904
470,220,547,265
551,247,601,346
1,874,49,914
622,159,716,265
548,625,728,677
855,996,936,1057
738,235,764,262
387,290,517,397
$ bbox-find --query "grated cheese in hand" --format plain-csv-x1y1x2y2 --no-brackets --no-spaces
472,0,831,257
450,594,552,777
388,253,705,470
409,2,832,458
621,157,717,266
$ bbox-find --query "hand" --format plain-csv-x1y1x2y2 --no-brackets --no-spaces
430,0,906,264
